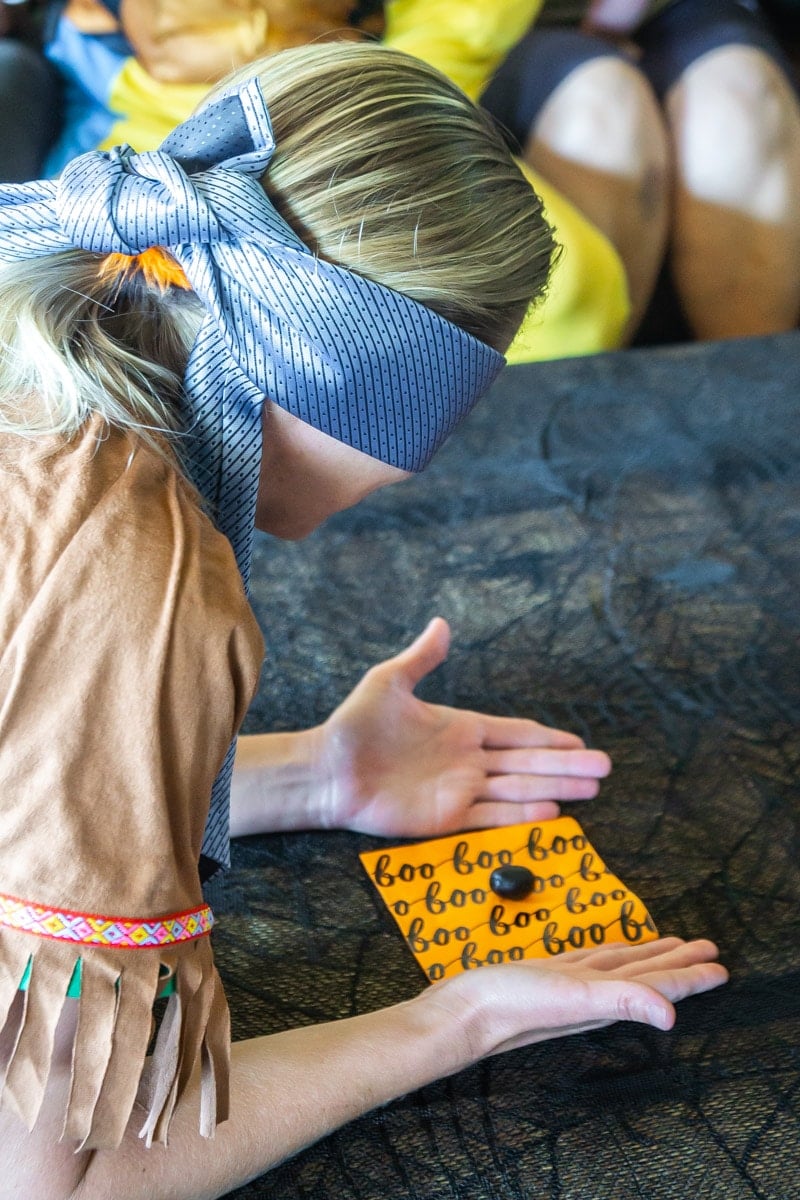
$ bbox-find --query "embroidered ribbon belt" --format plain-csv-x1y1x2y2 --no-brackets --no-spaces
0,891,214,948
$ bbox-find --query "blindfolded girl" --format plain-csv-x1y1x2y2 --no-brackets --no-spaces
0,42,726,1199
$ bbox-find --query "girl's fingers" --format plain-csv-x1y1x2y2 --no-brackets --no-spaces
460,941,728,1058
635,961,729,1003
607,938,722,977
529,977,677,1031
484,747,612,778
480,772,602,802
459,799,561,829
540,937,689,970
540,938,720,974
479,715,590,751
491,955,726,1059
388,618,451,688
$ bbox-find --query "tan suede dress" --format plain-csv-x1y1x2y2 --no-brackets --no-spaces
0,416,264,1148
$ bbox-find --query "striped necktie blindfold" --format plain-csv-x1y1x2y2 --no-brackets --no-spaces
0,76,504,584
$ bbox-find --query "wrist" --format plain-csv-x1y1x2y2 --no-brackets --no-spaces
395,986,478,1081
410,974,493,1074
230,726,331,835
420,966,535,1064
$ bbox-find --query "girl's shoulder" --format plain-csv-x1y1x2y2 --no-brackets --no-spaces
0,414,259,649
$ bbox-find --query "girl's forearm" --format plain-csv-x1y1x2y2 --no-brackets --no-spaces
230,728,331,834
5,940,725,1200
78,993,462,1200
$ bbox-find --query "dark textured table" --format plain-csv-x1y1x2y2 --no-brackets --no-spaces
211,333,800,1200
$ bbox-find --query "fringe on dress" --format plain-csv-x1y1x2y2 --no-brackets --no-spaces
0,929,229,1150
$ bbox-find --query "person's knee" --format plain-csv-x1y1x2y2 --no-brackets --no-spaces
525,55,670,331
666,45,800,217
531,55,670,185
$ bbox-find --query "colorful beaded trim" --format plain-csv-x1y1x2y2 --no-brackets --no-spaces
0,891,214,948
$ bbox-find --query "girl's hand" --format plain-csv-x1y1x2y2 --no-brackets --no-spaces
420,937,728,1064
316,618,611,836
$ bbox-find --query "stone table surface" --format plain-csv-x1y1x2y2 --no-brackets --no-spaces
211,333,800,1200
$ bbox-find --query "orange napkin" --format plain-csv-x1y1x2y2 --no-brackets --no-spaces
360,817,657,982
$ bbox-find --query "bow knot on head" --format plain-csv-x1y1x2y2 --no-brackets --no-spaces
55,146,229,257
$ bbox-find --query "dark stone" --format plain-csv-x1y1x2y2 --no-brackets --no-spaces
489,865,535,900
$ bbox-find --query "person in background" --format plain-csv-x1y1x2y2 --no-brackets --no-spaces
482,0,800,341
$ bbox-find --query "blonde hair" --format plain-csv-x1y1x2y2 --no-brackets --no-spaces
0,42,556,443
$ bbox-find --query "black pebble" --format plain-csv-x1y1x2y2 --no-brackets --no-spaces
489,865,535,900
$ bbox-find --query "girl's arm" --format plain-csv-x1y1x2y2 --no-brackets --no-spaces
230,619,612,839
59,937,724,1200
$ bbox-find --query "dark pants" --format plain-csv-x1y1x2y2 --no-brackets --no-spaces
0,38,62,181
482,0,798,153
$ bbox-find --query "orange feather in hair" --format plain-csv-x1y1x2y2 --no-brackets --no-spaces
97,247,192,293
